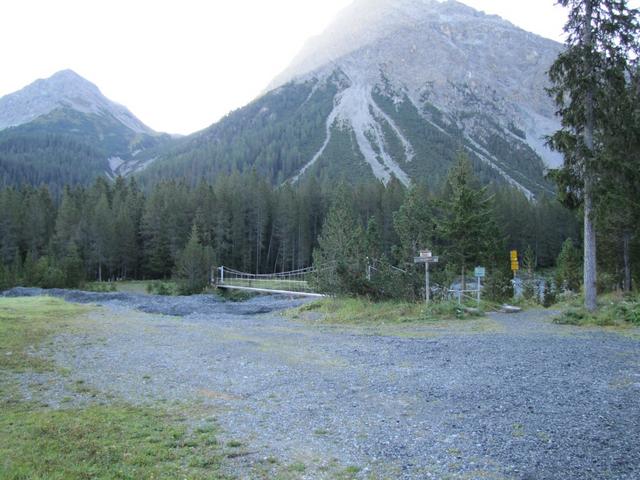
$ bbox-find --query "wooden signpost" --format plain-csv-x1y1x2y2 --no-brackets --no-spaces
414,250,439,305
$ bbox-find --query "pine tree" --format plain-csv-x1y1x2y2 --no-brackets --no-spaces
312,189,364,294
90,193,114,282
596,54,640,291
175,224,212,294
393,183,437,263
52,187,81,259
141,186,172,278
438,154,500,290
547,0,640,310
556,238,582,292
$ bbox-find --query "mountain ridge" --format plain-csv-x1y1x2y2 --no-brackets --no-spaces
0,1,565,200
139,0,562,198
0,69,156,135
0,69,170,191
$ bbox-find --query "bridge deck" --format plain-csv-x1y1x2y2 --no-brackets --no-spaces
217,284,326,298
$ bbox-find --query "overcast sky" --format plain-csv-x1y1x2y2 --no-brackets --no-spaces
0,1,575,134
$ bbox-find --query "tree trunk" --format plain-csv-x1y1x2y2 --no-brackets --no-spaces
623,231,632,292
461,265,466,293
583,180,597,310
583,0,598,312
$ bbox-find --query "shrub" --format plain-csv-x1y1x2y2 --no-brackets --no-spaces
555,238,581,292
484,269,514,303
541,281,557,307
146,282,175,296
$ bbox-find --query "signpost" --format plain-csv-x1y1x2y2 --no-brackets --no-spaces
474,266,485,305
414,250,439,305
510,250,519,276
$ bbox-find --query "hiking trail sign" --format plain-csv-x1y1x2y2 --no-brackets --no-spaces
414,250,439,304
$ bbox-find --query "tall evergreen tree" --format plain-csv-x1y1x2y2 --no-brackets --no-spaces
439,154,500,290
312,189,364,294
547,0,639,310
393,183,438,263
175,224,213,294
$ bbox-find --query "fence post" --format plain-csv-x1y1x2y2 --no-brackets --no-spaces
219,266,224,284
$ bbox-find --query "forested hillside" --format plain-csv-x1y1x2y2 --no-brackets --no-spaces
0,70,171,194
0,164,587,297
137,0,563,199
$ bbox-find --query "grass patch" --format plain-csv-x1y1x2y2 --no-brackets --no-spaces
222,278,309,291
84,280,181,295
290,297,485,325
83,282,117,293
0,296,228,479
218,288,259,302
0,404,227,480
554,293,640,327
0,297,90,372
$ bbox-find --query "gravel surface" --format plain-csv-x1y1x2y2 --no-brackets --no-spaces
5,287,640,479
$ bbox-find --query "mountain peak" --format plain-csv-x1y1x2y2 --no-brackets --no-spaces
0,69,155,134
51,68,85,79
48,69,96,87
268,0,518,91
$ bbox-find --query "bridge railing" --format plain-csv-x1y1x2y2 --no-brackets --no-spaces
217,266,319,295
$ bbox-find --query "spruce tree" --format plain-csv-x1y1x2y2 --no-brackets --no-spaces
556,238,582,292
393,183,437,262
312,189,364,294
438,154,499,290
547,0,639,310
175,224,212,294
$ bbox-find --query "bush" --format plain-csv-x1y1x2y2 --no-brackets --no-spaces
555,238,581,292
522,276,537,300
173,225,213,295
609,299,640,325
483,269,514,303
0,264,13,291
541,281,557,307
554,295,640,326
145,282,176,296
554,308,590,325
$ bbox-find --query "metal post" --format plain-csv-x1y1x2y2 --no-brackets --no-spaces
219,266,224,284
425,262,430,305
477,276,481,306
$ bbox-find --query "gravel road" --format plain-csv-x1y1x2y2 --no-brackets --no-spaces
5,287,640,479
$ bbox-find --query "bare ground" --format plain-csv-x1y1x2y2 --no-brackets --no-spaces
4,288,640,479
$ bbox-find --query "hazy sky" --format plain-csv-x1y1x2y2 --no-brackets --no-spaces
0,0,574,134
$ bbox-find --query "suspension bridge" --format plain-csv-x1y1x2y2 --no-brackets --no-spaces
215,266,326,297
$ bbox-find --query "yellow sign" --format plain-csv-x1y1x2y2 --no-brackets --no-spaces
510,250,519,271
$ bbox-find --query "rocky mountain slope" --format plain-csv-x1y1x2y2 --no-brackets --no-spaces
1,1,565,199
0,69,153,134
143,0,564,198
0,70,169,190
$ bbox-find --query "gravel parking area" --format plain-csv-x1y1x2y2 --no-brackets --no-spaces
5,288,640,479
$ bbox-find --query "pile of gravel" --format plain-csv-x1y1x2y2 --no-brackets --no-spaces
1,286,307,317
